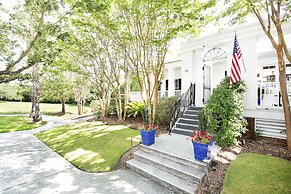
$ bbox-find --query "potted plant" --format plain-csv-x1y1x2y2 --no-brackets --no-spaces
140,106,157,146
187,130,212,161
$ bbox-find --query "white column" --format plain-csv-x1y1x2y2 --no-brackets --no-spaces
192,49,204,107
168,67,175,97
181,50,194,93
240,36,257,110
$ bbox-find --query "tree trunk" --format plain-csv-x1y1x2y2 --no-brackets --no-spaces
30,64,42,122
123,71,131,120
152,76,159,124
77,102,81,115
277,47,291,150
61,100,65,114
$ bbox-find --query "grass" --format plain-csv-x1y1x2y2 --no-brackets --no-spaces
0,101,91,116
222,153,291,194
0,116,46,133
35,121,141,172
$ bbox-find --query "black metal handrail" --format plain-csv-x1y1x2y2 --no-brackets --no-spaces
169,83,196,134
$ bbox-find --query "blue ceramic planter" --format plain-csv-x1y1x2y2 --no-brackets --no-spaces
140,130,156,146
192,141,211,161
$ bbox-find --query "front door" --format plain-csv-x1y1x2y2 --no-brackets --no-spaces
203,64,211,103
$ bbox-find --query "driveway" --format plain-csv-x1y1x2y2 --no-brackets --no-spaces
0,116,170,194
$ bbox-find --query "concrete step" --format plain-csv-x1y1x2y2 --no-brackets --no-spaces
133,150,205,184
187,106,203,111
176,123,198,130
127,159,199,194
140,144,208,172
173,128,194,136
178,119,199,125
184,110,200,115
182,114,198,120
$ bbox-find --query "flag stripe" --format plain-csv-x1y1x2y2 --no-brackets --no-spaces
230,34,243,85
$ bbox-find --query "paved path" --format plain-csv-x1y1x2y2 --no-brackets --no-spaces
0,115,170,194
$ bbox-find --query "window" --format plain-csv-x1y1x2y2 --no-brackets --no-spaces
158,81,161,91
165,80,169,90
174,78,181,90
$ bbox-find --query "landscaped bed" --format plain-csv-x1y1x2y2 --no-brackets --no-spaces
197,137,291,194
35,121,140,172
0,116,46,133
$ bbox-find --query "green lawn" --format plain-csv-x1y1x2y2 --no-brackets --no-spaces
0,116,46,133
0,101,91,115
222,153,291,194
35,121,140,172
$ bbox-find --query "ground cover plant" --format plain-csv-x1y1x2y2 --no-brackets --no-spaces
221,153,291,194
0,116,46,133
35,121,140,172
0,101,90,115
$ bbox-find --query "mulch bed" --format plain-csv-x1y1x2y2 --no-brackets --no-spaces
197,137,291,194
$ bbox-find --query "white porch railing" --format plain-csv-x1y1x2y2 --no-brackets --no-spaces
257,82,291,109
158,91,169,98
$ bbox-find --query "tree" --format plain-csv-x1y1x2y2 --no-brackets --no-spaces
0,0,61,83
41,72,73,114
223,0,291,150
108,0,215,123
73,75,90,115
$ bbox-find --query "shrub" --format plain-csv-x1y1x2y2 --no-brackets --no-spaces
90,100,102,119
198,109,208,132
204,76,247,148
156,96,179,126
127,101,145,117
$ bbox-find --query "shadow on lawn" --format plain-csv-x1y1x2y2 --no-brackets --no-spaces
35,121,141,172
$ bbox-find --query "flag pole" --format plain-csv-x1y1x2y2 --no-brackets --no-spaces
235,31,247,72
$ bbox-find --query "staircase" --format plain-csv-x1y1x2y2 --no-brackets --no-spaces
172,106,202,136
256,118,286,139
127,143,209,194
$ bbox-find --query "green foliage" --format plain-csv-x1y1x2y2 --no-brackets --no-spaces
127,101,145,118
90,100,102,119
41,72,73,104
155,96,179,126
204,76,247,148
130,76,141,92
141,106,151,127
198,109,208,132
0,83,22,101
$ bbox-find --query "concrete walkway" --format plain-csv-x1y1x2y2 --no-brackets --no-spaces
0,115,170,194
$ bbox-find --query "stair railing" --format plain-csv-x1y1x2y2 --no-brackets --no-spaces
169,83,196,134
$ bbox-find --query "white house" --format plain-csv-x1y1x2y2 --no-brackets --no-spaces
161,21,291,139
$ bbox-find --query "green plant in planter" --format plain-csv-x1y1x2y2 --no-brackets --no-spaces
140,106,156,146
127,101,145,117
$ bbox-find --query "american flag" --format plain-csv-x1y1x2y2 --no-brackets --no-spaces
230,34,243,85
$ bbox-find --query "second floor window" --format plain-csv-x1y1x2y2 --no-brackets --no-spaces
166,80,169,90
